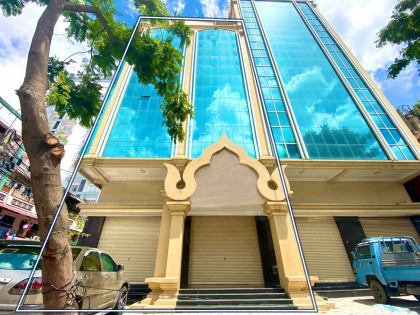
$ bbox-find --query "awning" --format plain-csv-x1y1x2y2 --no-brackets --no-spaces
0,202,37,219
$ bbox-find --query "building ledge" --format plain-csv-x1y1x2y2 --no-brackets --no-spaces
79,155,420,186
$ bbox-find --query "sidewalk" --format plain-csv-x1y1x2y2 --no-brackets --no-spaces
125,296,420,314
319,295,419,314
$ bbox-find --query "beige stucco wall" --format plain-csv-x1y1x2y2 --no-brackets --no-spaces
98,181,165,204
289,181,412,204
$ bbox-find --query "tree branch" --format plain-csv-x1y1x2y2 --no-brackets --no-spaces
63,49,91,62
63,2,122,50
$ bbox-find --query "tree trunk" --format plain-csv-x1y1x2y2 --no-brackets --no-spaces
16,0,77,312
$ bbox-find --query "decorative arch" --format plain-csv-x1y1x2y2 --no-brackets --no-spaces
164,132,291,202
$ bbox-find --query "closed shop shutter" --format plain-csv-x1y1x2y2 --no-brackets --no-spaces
360,217,420,244
188,216,264,287
295,217,355,282
97,216,161,284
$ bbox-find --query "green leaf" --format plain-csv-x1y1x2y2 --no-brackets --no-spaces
377,0,420,78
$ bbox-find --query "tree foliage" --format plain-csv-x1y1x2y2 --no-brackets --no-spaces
303,125,382,159
6,0,193,140
376,0,420,78
413,100,420,116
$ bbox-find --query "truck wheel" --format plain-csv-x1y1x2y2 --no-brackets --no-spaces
370,280,390,304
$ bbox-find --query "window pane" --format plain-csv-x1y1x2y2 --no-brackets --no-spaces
356,245,371,259
256,1,387,160
191,29,256,158
103,29,182,158
82,252,101,272
101,254,117,272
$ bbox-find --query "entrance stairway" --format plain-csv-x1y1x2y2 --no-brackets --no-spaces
176,288,298,311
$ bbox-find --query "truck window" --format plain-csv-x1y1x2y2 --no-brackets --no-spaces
380,239,417,253
356,245,371,259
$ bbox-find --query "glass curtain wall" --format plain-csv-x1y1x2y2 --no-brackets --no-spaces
254,1,387,160
297,2,416,160
189,29,256,158
102,29,183,158
240,0,301,159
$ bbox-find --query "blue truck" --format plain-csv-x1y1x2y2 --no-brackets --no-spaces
352,236,420,304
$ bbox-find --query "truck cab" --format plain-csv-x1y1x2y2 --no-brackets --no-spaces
352,237,420,304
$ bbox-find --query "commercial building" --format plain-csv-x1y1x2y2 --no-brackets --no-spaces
78,0,420,310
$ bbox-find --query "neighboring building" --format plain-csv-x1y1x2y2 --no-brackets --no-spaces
0,101,38,240
0,99,83,240
63,173,100,203
78,0,420,310
47,108,76,142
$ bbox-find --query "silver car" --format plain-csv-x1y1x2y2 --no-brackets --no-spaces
0,242,129,313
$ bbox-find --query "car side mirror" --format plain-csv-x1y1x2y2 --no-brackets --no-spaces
117,264,124,271
351,251,356,260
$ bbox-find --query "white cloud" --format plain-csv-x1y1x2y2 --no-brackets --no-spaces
375,63,420,97
0,3,88,118
285,66,338,96
0,3,89,171
199,0,229,18
0,4,45,131
126,0,137,18
315,0,420,106
169,0,186,15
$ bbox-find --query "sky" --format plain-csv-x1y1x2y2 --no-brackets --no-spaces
0,0,418,133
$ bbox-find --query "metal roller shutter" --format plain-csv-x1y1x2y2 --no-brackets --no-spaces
295,217,355,282
97,216,161,284
360,217,420,244
188,216,264,287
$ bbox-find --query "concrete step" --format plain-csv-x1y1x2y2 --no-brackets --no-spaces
314,281,371,298
176,287,296,310
177,298,294,306
176,304,297,311
179,287,285,294
178,292,289,300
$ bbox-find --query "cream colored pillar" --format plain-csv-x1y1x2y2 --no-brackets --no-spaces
264,202,333,310
153,205,171,278
136,205,172,307
133,201,190,309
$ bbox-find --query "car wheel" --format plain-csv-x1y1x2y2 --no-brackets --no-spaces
114,285,128,315
370,280,390,304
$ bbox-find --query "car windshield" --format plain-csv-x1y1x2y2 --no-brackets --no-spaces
0,246,82,270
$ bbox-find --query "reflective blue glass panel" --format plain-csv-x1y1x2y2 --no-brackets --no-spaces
240,0,301,159
298,2,416,160
190,29,256,158
103,29,182,158
255,1,387,160
86,61,125,154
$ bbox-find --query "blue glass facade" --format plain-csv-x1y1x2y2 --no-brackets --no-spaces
86,61,126,154
102,29,183,158
189,29,257,158
240,1,301,159
297,2,416,160
253,1,387,160
88,7,418,162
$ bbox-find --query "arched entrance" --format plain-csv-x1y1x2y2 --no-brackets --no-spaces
134,133,323,309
